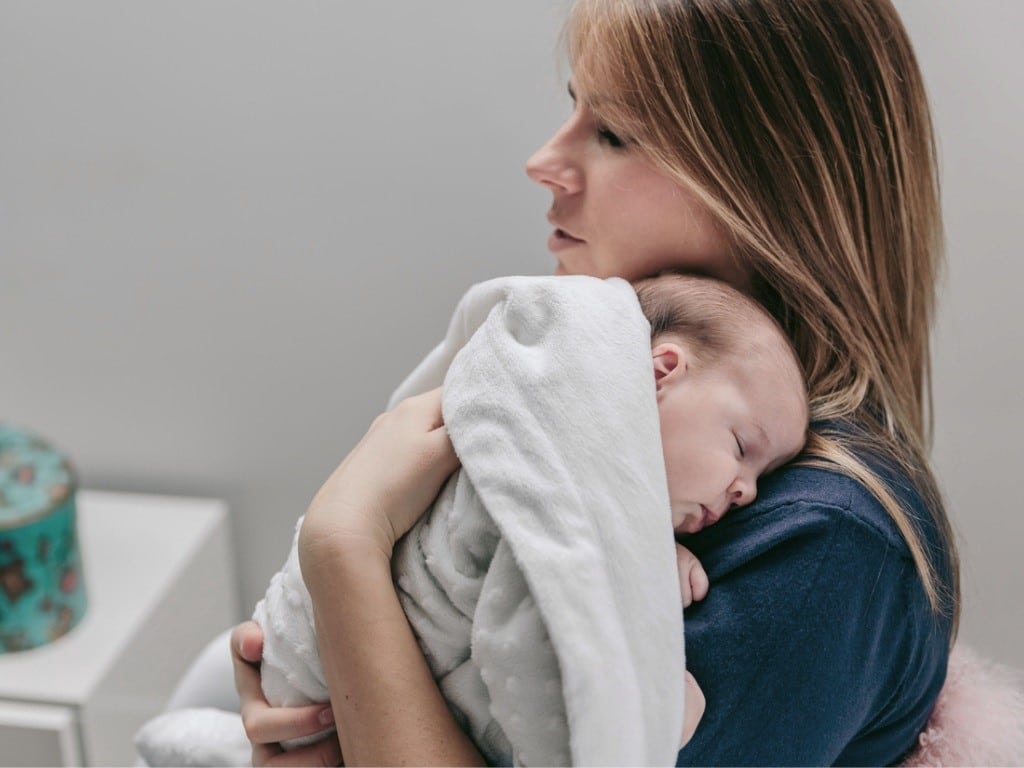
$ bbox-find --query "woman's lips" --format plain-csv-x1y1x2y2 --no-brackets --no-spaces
548,228,585,252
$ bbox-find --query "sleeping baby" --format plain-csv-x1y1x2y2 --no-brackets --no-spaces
253,272,809,766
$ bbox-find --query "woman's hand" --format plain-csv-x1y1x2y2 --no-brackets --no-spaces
230,388,463,765
299,387,460,565
291,388,479,765
230,621,343,767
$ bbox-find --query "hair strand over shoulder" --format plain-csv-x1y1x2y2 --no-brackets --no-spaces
566,0,958,634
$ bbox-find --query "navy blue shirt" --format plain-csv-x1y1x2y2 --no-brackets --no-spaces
675,458,952,766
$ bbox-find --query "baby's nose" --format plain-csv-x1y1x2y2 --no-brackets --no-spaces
729,479,757,508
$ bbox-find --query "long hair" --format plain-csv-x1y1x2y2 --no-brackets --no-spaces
566,0,958,632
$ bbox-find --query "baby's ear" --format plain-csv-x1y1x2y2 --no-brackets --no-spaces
652,341,689,391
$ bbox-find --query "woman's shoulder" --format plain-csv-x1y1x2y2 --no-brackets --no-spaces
685,440,952,603
752,462,919,553
748,429,946,563
680,455,952,766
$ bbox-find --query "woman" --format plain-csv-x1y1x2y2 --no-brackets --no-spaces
232,0,958,764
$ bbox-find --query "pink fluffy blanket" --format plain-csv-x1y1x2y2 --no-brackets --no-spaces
903,645,1024,766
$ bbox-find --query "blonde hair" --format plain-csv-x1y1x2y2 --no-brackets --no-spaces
567,0,958,631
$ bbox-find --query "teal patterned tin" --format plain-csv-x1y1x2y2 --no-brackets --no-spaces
0,424,87,653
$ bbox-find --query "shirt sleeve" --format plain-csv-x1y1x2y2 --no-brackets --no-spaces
675,499,915,767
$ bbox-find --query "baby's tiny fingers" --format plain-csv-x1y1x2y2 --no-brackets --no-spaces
691,564,710,602
675,543,695,607
679,572,694,608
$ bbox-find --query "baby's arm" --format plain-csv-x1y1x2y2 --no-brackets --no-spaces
675,542,709,607
680,670,706,748
676,544,709,748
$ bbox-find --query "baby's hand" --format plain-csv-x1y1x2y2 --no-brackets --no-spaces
675,542,709,607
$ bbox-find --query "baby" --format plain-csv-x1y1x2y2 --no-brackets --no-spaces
257,273,808,760
634,274,808,608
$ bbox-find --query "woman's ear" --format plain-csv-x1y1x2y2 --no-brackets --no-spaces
652,341,689,392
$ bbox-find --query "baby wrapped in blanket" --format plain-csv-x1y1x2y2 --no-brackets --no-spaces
133,272,806,767
256,274,677,767
255,273,808,766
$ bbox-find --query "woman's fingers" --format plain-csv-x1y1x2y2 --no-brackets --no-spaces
383,387,434,429
241,700,335,748
230,622,267,706
231,621,337,756
302,386,461,559
421,388,462,479
401,386,446,429
232,620,264,664
391,388,459,471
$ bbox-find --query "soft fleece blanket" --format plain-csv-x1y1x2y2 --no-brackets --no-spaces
135,275,686,767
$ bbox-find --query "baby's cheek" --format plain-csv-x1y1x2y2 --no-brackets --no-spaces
671,506,685,529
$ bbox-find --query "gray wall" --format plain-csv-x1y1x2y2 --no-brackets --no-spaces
2,2,1021,669
896,0,1024,667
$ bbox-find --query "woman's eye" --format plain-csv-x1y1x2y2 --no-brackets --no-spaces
597,126,625,148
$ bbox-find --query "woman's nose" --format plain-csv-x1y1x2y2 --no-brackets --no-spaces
525,122,583,195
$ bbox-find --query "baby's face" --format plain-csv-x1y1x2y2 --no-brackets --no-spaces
654,337,807,534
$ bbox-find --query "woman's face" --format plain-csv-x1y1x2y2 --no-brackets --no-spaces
526,81,750,289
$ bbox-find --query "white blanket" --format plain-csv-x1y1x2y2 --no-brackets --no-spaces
135,275,685,767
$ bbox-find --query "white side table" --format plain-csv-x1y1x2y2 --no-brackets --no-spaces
0,491,239,766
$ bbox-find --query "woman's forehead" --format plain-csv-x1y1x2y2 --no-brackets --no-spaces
567,78,630,125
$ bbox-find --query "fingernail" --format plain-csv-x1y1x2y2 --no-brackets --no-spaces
318,707,334,726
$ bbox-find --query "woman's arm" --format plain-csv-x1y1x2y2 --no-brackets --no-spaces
233,388,483,766
301,537,483,766
296,388,482,766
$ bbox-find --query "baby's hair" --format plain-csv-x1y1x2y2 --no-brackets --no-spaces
633,272,808,405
